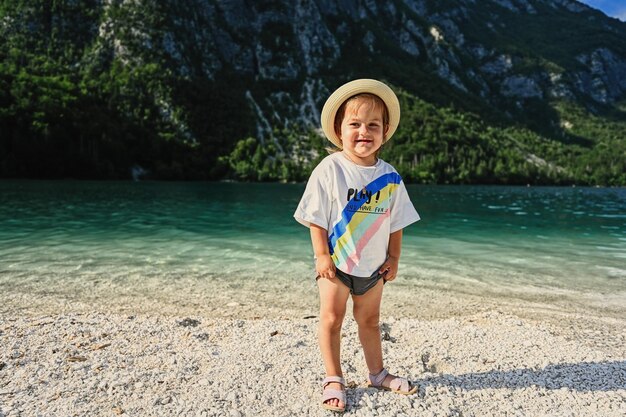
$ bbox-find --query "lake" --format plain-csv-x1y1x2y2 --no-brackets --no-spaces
0,181,624,315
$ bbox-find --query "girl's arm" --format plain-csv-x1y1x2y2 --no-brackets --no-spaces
310,224,336,279
379,229,403,281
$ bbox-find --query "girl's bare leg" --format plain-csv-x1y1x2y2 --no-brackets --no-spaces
353,279,410,388
318,277,350,409
352,278,385,374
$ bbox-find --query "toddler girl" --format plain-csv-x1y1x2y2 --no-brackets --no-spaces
294,79,420,412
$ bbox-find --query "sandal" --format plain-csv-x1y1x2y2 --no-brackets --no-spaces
321,376,346,412
367,368,417,395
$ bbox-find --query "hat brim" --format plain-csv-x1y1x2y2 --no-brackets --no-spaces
320,79,400,149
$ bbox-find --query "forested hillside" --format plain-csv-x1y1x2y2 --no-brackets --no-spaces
1,0,625,184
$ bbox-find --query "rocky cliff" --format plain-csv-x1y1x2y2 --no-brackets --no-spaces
82,0,626,141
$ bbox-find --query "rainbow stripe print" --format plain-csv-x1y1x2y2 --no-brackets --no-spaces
328,172,401,274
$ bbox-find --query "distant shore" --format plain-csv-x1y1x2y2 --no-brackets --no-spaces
1,278,624,416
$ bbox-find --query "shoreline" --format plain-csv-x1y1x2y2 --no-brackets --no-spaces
1,279,625,416
1,273,624,323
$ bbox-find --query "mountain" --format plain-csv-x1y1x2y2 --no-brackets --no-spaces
1,0,625,184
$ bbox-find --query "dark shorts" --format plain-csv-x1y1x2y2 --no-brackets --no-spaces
317,268,387,296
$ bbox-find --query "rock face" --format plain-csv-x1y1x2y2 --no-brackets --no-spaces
575,48,626,104
3,0,626,135
181,1,622,122
501,76,543,99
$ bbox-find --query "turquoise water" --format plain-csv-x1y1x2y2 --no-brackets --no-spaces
0,181,624,306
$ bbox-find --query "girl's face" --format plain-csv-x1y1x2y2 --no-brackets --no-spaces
339,99,388,166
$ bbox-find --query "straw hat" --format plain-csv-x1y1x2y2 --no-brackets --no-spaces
320,79,401,149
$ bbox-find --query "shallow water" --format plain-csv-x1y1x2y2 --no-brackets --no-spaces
0,181,624,313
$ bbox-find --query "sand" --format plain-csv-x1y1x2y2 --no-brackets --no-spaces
1,277,625,416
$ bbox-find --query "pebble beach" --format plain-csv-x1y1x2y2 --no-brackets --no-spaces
1,276,625,417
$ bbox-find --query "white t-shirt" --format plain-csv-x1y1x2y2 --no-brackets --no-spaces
294,152,420,277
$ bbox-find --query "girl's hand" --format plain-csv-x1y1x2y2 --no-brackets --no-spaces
315,254,336,279
379,256,399,282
